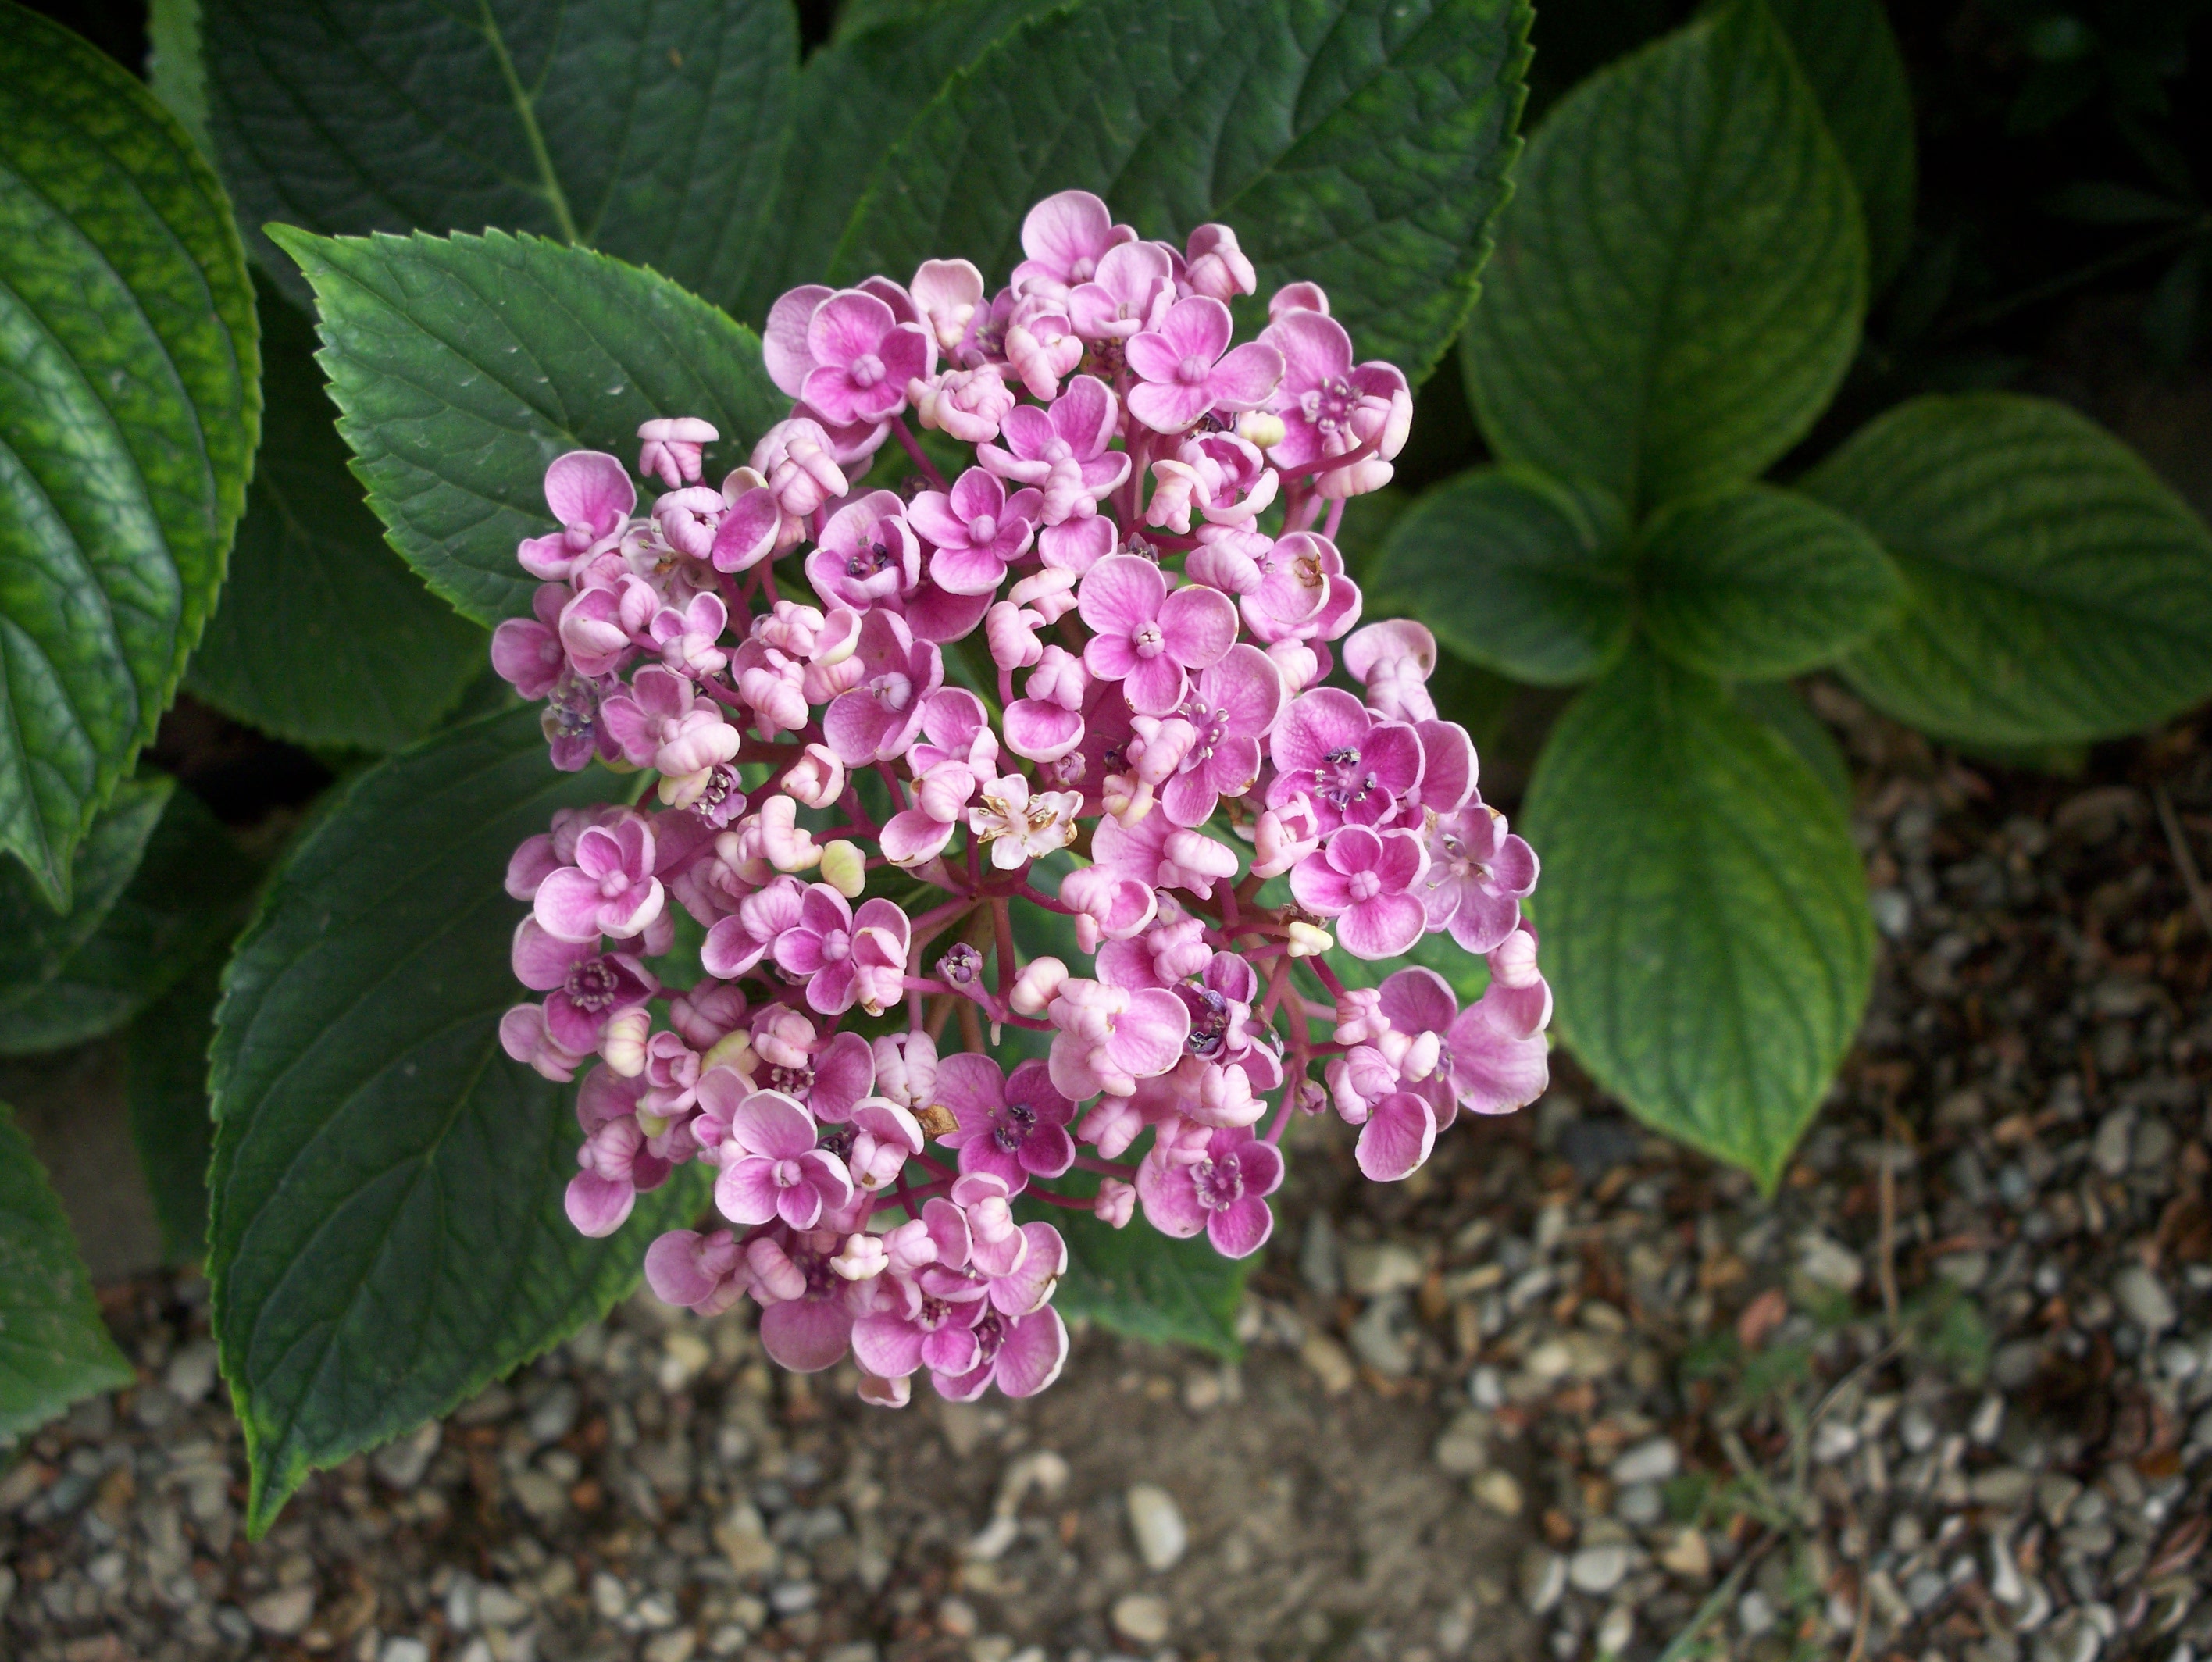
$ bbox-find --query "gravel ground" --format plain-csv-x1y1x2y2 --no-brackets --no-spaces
4,692,2209,1662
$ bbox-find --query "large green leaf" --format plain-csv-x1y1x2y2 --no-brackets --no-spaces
0,1101,134,1438
1767,0,1916,291
271,228,785,626
739,0,1069,322
1368,466,1632,686
0,782,261,1057
1636,485,1903,680
188,281,486,750
208,705,697,1534
0,778,171,1021
0,2,259,908
127,955,225,1264
833,0,1533,385
1802,394,2212,745
1522,647,1872,1189
198,0,797,318
1461,0,1864,514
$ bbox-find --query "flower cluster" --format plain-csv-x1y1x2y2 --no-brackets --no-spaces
494,190,1550,1407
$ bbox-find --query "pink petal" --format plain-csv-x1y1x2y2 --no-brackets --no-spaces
728,1092,817,1159
1158,583,1238,669
1126,380,1214,433
544,450,636,532
1107,987,1190,1079
808,289,896,369
758,1299,854,1373
1262,309,1352,392
511,918,591,991
851,1313,925,1379
1160,295,1232,363
644,1229,726,1306
1122,328,1188,386
1270,687,1368,774
992,1308,1069,1396
1229,1135,1284,1194
565,1172,634,1237
1207,1195,1273,1258
1338,893,1428,959
1355,1093,1436,1181
764,285,831,397
1415,721,1477,813
989,1222,1069,1316
533,867,608,943
810,1032,877,1122
1378,967,1458,1037
1206,341,1284,410
714,1157,784,1225
1135,1156,1205,1237
1051,375,1118,454
1121,654,1188,717
1003,701,1084,763
1076,554,1165,637
1203,644,1286,737
930,543,1010,595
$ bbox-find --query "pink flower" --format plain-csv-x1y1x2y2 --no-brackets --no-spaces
1057,864,1158,954
1068,240,1175,341
1343,619,1439,723
1183,223,1256,301
1004,295,1085,401
797,289,935,426
1289,825,1429,958
1003,644,1090,764
908,468,1040,595
1091,808,1241,901
806,489,919,610
929,1307,1069,1402
773,886,914,1016
1424,803,1538,954
533,815,665,943
1258,309,1411,493
491,584,569,700
910,258,986,352
936,1055,1078,1189
1078,555,1238,716
499,1002,590,1082
913,364,1016,444
1447,922,1552,1115
1046,976,1190,1101
967,774,1082,870
600,666,739,777
978,376,1129,570
823,608,942,765
1156,644,1283,827
1135,1123,1282,1257
644,1227,751,1316
747,1227,859,1372
709,1089,854,1231
519,451,634,581
511,918,657,1053
1266,688,1424,834
566,1068,671,1236
751,416,849,519
1011,189,1136,298
636,418,717,489
1125,296,1283,433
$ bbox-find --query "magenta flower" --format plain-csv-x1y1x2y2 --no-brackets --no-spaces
1258,309,1411,484
797,289,934,426
533,815,665,943
499,1002,590,1082
1135,1124,1283,1257
1091,809,1241,901
1078,555,1238,716
599,666,739,776
519,451,634,581
708,1088,854,1231
851,1269,991,1381
1068,240,1175,340
929,1306,1069,1401
566,1068,671,1237
1183,223,1256,301
1266,688,1424,833
644,1227,751,1316
491,583,569,701
936,1054,1078,1189
1011,188,1136,297
1424,802,1539,954
805,489,921,611
1125,297,1284,433
511,918,656,1053
823,608,943,765
908,467,1041,596
1448,922,1553,1115
1158,644,1284,827
1289,825,1429,958
747,1226,859,1372
773,886,914,1016
1046,977,1190,1101
977,376,1129,571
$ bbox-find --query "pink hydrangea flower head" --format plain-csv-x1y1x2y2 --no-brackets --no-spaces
1126,297,1284,433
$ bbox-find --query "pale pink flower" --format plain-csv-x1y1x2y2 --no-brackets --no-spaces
1068,241,1175,341
1078,555,1238,716
1288,826,1429,958
566,1068,671,1236
637,417,717,489
709,1089,854,1231
795,289,935,426
1011,189,1136,298
533,815,664,943
1135,1123,1281,1257
968,775,1083,870
772,886,913,1016
936,1054,1078,1189
1424,803,1539,954
1045,977,1189,1101
645,1227,752,1316
1183,223,1256,301
908,467,1040,595
1126,296,1283,433
519,451,634,581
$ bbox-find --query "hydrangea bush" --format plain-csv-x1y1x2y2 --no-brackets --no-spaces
490,191,1550,1406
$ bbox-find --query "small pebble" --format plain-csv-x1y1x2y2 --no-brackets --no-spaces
381,1643,430,1662
1567,1543,1632,1595
1111,1592,1172,1644
1519,1548,1565,1614
163,1342,219,1406
1472,1469,1523,1516
1608,1437,1677,1485
2113,1266,2176,1333
246,1585,315,1636
1125,1483,1188,1573
1342,1241,1425,1297
1432,1411,1492,1475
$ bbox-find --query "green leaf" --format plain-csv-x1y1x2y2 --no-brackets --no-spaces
1461,0,1864,514
1368,466,1632,686
198,0,797,318
1801,393,2212,745
208,704,698,1534
188,280,487,750
0,2,260,908
0,778,172,1018
1522,647,1873,1189
739,0,1069,322
0,1100,134,1439
1735,680,1852,811
1766,0,1916,290
0,781,262,1056
1636,485,1903,680
126,954,224,1263
271,228,785,626
833,0,1533,384
1018,1173,1246,1359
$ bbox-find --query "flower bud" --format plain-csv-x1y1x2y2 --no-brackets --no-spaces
1286,919,1332,957
1490,926,1541,989
831,1234,887,1281
1094,1178,1136,1229
1236,410,1287,450
752,1006,818,1071
746,1236,807,1303
637,416,717,488
601,1007,651,1077
756,794,822,872
819,839,867,899
700,1031,757,1079
1400,1029,1443,1082
984,601,1046,671
780,743,847,809
1009,955,1069,1017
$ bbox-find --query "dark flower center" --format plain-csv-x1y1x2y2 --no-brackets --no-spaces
1192,1154,1245,1211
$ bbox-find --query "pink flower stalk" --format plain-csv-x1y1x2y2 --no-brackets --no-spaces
493,187,1547,1414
